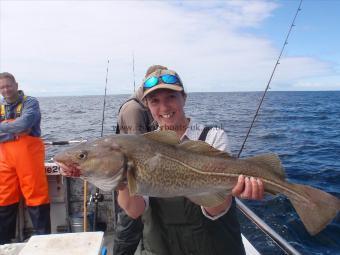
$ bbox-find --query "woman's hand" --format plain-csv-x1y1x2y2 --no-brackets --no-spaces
116,185,146,219
232,175,264,200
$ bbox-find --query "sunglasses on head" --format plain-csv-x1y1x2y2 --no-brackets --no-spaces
143,74,181,89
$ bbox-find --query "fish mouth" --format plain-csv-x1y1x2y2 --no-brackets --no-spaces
56,162,81,177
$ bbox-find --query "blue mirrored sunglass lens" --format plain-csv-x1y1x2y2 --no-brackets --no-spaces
161,74,178,84
144,76,159,88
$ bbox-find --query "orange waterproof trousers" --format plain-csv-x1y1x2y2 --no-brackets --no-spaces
0,135,50,206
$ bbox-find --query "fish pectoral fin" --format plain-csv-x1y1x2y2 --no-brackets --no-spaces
143,130,180,145
178,140,233,159
187,191,229,207
127,166,137,195
245,153,285,179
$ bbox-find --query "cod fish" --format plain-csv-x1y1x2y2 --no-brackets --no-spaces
54,131,340,235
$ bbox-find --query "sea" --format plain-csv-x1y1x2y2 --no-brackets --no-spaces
39,91,340,255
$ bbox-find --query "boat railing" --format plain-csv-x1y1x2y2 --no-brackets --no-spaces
236,198,302,255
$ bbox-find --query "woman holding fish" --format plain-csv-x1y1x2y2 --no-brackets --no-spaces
117,65,264,255
55,65,339,251
55,66,340,252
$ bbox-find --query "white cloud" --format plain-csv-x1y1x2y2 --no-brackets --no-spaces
274,56,332,80
169,1,278,28
0,0,338,96
290,77,340,91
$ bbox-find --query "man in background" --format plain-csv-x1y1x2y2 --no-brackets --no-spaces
0,72,51,244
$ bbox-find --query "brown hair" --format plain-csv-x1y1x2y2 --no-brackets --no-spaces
145,65,168,77
0,72,17,84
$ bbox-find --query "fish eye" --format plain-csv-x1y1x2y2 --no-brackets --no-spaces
77,151,88,160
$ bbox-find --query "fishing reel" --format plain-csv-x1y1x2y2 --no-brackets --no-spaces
88,191,104,205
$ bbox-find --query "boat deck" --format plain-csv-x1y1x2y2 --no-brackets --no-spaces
0,232,260,255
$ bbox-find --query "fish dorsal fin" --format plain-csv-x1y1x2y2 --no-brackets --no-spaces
245,153,285,179
143,130,180,145
187,191,229,207
178,140,232,159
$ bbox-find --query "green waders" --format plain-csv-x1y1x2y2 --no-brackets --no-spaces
141,197,245,255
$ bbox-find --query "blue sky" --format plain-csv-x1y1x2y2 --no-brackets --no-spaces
260,1,339,65
0,0,339,97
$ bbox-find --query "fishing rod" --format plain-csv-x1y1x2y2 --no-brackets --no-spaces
100,60,109,138
44,139,87,145
91,59,110,231
132,52,136,92
236,1,303,254
238,0,303,159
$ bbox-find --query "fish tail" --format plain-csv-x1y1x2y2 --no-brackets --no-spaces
287,183,340,235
